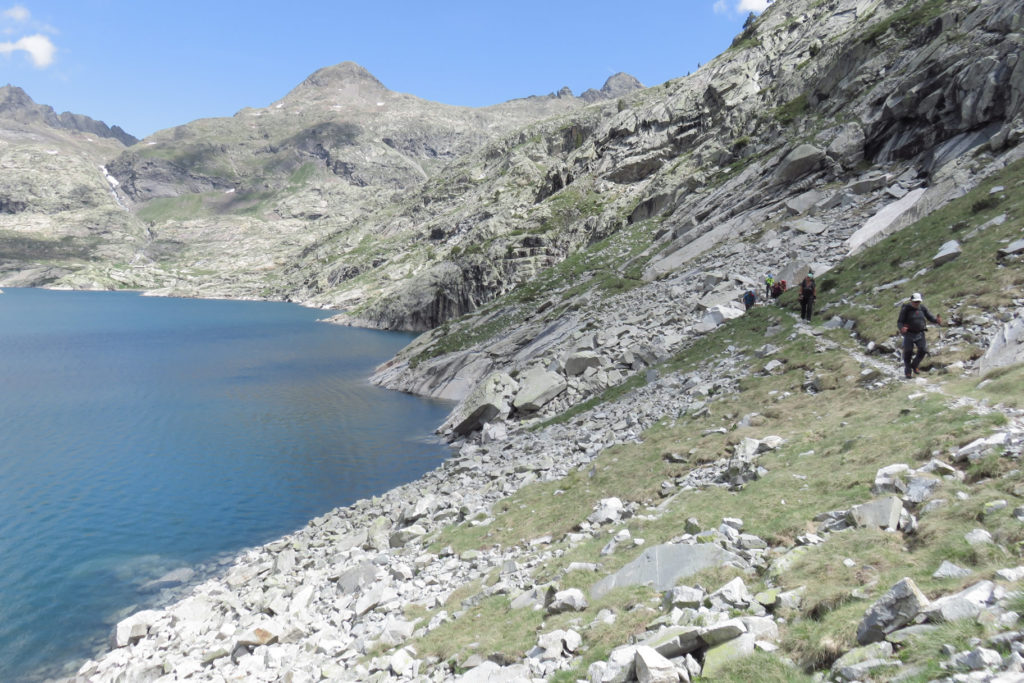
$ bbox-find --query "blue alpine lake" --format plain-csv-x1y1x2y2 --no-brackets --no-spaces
0,288,453,682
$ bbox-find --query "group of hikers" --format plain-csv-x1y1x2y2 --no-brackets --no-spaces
742,272,817,321
742,273,944,379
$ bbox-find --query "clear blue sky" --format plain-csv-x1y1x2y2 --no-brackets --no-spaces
1,0,768,140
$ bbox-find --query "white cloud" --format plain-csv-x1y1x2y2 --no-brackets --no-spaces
738,0,770,12
0,33,56,67
714,0,769,15
4,5,30,21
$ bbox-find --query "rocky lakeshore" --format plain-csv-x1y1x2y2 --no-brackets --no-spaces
64,142,1024,683
67,303,1024,681
1,0,1021,678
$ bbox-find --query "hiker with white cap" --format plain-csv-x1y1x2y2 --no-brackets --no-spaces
896,292,943,379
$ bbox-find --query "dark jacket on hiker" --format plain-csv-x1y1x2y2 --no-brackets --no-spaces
897,302,939,334
798,276,816,320
897,295,943,378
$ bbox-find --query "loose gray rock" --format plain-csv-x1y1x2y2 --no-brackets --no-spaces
591,543,749,599
856,577,929,645
933,239,963,266
932,560,972,579
775,144,825,182
443,372,517,436
849,495,904,530
512,366,567,411
633,645,678,683
979,316,1024,375
547,588,588,614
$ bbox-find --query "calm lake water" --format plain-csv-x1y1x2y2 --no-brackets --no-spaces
0,288,452,682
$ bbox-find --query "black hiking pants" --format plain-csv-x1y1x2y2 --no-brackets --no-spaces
800,297,814,320
902,331,927,376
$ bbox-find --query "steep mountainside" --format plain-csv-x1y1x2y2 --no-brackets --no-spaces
358,0,1024,415
0,87,146,287
6,63,638,299
0,2,1020,325
283,0,1024,336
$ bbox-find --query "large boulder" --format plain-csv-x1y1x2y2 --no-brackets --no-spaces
845,188,926,254
592,543,749,599
695,304,746,333
700,633,757,678
921,580,995,623
547,588,589,614
512,366,567,411
633,646,678,683
112,610,162,648
849,496,903,530
979,316,1024,375
856,577,929,644
564,350,603,376
441,372,517,436
641,625,703,658
826,122,866,168
775,144,825,182
932,239,963,266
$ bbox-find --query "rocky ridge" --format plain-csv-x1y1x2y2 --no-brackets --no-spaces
0,86,137,146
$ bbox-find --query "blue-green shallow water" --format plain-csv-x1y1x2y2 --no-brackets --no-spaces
0,288,452,682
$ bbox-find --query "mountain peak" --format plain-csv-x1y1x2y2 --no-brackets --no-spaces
0,84,38,114
288,62,390,103
601,72,643,97
579,72,644,103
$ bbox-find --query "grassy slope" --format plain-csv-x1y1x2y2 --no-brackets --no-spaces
385,158,1024,679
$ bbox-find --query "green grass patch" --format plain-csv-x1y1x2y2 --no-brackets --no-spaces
413,594,541,669
288,162,317,188
0,232,97,261
136,194,208,223
701,650,815,682
772,93,809,125
861,0,948,45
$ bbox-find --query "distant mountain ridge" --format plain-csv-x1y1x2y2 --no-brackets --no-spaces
0,85,138,146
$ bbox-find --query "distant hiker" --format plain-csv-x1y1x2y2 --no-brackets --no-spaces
743,289,756,310
765,275,775,300
897,292,943,379
798,272,816,321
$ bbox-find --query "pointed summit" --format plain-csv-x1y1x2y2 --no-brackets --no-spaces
600,73,643,98
579,73,644,103
0,84,44,118
283,62,391,105
302,62,386,89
